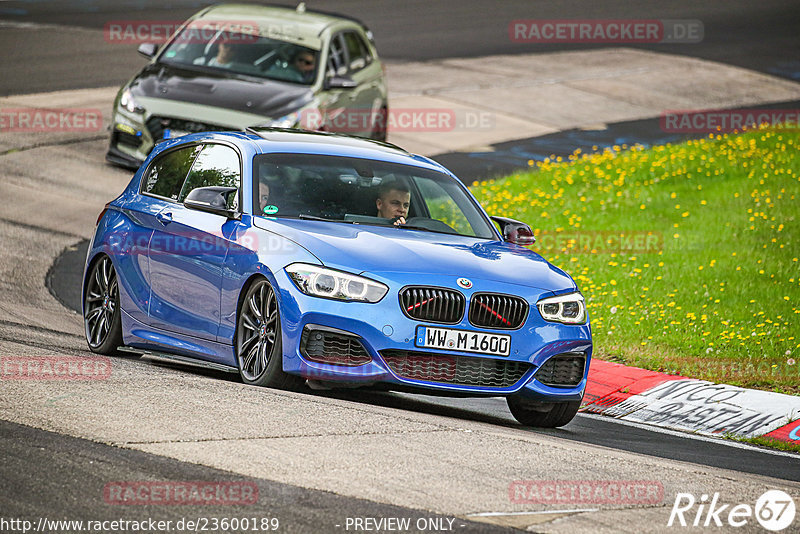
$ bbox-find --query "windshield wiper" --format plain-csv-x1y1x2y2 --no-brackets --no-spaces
395,224,456,235
296,214,356,223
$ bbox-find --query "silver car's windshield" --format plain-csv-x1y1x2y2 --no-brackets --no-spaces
253,153,497,239
160,28,319,85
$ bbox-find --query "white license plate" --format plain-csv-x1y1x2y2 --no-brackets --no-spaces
415,326,511,356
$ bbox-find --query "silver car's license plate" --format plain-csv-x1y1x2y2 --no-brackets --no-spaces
415,326,511,356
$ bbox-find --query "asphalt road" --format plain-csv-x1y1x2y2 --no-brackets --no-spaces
3,2,800,532
49,240,800,484
1,0,799,95
0,419,516,533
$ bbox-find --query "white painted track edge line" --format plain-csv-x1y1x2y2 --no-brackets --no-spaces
577,412,799,459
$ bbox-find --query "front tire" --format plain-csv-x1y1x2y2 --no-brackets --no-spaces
235,278,302,390
507,396,581,428
84,255,123,354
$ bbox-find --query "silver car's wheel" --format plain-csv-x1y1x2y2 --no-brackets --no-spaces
84,255,122,354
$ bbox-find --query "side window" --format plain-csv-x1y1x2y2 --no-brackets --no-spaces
327,34,348,77
178,144,241,210
141,145,201,200
343,32,368,72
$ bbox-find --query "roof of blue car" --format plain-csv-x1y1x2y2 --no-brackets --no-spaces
240,128,449,173
163,129,453,177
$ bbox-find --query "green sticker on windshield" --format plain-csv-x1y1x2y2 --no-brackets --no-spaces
263,205,279,215
165,50,177,58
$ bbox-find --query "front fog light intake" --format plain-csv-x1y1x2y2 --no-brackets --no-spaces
286,263,388,303
537,293,587,324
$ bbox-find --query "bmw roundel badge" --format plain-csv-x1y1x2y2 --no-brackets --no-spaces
457,278,473,289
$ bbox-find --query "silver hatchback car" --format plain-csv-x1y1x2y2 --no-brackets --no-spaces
107,3,389,168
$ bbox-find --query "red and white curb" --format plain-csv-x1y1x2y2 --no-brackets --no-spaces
582,360,800,446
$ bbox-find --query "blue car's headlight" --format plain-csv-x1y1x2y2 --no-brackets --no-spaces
537,292,587,324
285,263,388,303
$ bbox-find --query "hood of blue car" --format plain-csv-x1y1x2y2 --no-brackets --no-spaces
253,218,576,292
129,62,313,119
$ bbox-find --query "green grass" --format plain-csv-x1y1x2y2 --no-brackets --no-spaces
471,126,800,395
725,434,800,453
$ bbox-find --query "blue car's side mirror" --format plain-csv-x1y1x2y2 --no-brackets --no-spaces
491,216,536,246
184,186,239,219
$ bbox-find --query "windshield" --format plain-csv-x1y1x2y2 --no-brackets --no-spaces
159,27,319,85
253,153,497,239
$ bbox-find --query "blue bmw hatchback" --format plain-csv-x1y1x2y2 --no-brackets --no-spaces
84,129,592,427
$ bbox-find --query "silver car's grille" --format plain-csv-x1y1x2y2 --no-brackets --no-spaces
146,116,234,141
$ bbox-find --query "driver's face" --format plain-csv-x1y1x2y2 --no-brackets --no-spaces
295,53,315,74
259,182,270,207
376,189,410,219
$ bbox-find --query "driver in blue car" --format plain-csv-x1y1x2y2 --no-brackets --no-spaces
376,179,410,226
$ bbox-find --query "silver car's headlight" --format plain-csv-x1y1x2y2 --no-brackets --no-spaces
268,111,300,128
119,88,143,114
537,292,587,324
285,263,388,303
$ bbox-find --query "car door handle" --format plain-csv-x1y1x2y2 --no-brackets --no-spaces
156,211,173,225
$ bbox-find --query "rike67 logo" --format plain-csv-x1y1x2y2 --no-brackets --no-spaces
668,490,796,531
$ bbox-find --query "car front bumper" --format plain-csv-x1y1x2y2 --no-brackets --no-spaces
276,270,591,400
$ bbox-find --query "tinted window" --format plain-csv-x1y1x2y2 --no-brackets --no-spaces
179,144,241,209
343,32,368,71
159,29,320,85
142,145,201,200
327,34,348,77
252,153,496,239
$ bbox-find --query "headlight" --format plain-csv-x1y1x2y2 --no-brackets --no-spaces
285,263,388,303
119,88,143,114
268,111,300,128
537,292,587,324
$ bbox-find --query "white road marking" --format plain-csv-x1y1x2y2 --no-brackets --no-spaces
466,508,599,517
577,412,799,459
